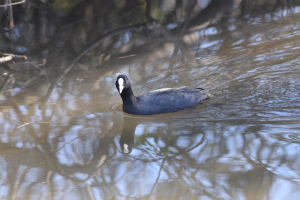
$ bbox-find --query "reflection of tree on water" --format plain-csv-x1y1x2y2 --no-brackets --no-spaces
1,0,298,107
0,92,300,199
0,0,299,199
1,0,296,74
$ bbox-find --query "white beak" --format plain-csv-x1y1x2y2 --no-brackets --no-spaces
119,85,124,94
123,143,129,153
118,78,124,94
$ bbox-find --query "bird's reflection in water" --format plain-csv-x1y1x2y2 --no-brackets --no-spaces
119,111,208,154
119,111,205,154
120,116,138,154
120,114,164,154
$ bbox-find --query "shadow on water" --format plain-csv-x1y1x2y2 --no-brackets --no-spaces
1,0,300,199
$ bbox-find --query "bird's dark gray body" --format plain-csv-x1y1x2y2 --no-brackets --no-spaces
123,88,208,115
116,74,211,115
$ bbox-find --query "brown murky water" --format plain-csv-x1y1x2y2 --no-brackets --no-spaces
1,8,300,200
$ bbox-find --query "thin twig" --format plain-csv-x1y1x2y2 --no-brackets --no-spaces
0,0,26,7
0,73,13,99
148,159,166,199
118,54,136,59
17,121,60,129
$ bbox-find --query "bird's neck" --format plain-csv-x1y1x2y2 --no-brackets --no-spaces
121,88,137,103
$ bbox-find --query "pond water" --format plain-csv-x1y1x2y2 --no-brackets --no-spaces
1,3,300,200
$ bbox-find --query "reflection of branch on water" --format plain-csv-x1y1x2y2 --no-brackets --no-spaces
118,54,137,59
127,132,206,162
32,0,238,105
57,22,148,82
38,21,150,105
55,0,198,82
179,0,197,36
187,0,234,31
11,165,28,200
55,133,94,154
148,159,166,198
11,98,122,185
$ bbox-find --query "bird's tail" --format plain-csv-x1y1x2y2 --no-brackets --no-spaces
197,88,213,100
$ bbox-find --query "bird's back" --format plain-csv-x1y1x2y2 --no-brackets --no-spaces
132,88,210,115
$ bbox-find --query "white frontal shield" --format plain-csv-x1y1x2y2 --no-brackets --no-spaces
118,78,124,94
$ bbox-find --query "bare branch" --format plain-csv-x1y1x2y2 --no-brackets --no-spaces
0,55,13,63
0,53,27,63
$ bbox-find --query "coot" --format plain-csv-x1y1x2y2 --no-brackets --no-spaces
116,74,211,115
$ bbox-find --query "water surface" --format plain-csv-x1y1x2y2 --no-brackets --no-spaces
1,6,300,200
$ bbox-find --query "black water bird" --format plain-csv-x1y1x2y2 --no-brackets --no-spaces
116,74,211,115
